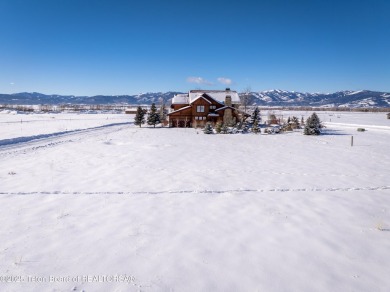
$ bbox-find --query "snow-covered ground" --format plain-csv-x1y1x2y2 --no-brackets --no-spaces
0,111,389,291
0,112,130,140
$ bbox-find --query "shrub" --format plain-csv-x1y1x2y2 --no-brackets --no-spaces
215,122,222,134
221,124,228,134
203,122,214,134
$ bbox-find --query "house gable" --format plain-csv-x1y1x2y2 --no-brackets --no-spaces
190,94,224,118
190,95,212,105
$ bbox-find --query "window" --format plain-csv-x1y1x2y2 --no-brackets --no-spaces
197,105,205,112
210,105,216,110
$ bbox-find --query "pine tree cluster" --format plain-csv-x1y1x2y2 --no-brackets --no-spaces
134,103,167,128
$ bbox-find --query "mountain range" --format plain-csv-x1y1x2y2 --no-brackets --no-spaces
0,90,389,108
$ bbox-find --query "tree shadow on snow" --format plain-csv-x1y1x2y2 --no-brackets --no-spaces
321,129,349,136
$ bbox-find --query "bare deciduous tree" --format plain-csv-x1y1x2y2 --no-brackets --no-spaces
240,86,251,114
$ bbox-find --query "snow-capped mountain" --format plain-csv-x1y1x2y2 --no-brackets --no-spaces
0,92,181,106
0,90,389,108
242,90,390,108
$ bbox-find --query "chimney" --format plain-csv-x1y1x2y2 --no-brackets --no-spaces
225,95,232,107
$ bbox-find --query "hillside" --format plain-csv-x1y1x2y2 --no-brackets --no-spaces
0,90,389,108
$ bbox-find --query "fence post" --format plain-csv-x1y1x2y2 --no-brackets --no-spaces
351,135,354,147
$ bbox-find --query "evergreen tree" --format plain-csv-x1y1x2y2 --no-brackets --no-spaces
242,120,249,133
203,122,214,134
134,106,145,127
250,107,261,125
252,119,261,134
147,103,161,128
304,112,322,135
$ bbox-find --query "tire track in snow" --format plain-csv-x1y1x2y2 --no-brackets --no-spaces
0,121,131,147
0,122,131,158
1,186,389,196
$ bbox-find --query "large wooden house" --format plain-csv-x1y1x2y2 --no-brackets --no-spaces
168,89,247,127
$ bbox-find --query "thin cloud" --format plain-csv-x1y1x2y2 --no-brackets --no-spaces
217,77,232,85
186,77,213,86
10,82,15,85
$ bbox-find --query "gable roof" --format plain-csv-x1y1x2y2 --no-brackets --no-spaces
190,95,212,104
202,93,224,105
170,89,241,106
215,106,251,116
189,90,240,104
214,105,237,112
167,105,191,115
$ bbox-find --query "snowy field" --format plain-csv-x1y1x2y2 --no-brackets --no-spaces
0,111,130,140
0,111,389,291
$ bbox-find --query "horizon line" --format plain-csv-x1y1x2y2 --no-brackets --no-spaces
2,88,389,97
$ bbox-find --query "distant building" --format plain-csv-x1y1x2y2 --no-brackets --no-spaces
168,88,248,127
125,108,137,114
125,106,147,114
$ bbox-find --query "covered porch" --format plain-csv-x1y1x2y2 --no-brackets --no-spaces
169,116,192,128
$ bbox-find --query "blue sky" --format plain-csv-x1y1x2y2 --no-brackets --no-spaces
0,0,389,95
